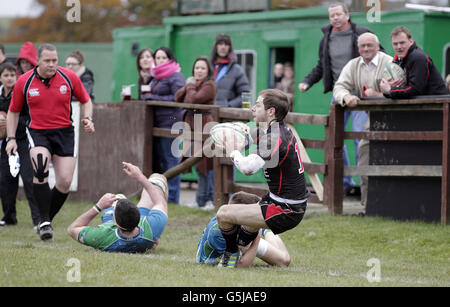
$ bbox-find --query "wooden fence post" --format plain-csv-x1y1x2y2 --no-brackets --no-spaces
326,103,344,215
442,102,450,224
143,105,154,178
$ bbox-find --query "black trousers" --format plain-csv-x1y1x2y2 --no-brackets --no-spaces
0,138,40,226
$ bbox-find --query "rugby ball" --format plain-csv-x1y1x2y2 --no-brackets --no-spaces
382,62,406,86
0,111,6,140
210,122,253,152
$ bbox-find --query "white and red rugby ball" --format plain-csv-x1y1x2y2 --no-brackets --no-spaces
382,62,406,86
210,122,253,151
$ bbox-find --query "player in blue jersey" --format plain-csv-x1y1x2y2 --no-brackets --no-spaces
197,191,291,267
67,162,168,253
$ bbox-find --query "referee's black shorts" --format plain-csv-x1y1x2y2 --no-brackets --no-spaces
27,126,75,157
259,193,307,235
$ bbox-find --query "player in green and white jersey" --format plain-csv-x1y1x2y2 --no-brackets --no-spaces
67,162,168,253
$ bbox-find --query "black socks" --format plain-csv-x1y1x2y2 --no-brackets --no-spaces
34,183,69,224
49,187,69,222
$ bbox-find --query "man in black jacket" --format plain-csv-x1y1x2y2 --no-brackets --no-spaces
380,26,448,98
298,2,375,195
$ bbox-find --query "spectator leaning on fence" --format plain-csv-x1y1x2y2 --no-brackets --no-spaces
143,46,186,205
210,33,250,108
333,33,393,207
175,56,216,210
298,2,380,197
380,26,448,98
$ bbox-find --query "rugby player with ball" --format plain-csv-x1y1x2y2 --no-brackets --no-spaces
212,88,309,268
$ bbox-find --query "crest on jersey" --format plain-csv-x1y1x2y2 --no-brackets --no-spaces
60,85,68,94
29,88,40,97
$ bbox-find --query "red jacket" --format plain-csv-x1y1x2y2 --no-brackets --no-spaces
17,42,37,76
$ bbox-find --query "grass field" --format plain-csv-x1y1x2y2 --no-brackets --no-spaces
0,198,449,287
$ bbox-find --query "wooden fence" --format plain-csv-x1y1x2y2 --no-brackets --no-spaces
71,97,449,224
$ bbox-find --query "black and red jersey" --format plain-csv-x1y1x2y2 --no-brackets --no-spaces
389,43,448,99
255,121,309,201
10,66,90,130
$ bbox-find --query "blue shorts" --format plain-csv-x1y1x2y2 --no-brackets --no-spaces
102,206,167,240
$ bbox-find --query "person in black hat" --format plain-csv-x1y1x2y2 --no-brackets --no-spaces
210,33,250,108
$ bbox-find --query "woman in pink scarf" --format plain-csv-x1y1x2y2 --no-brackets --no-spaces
143,47,186,204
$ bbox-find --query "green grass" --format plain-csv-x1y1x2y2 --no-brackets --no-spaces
0,199,449,287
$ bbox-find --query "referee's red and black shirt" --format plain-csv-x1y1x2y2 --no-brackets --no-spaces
9,66,90,130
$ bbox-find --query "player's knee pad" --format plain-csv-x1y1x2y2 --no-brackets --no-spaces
32,154,49,183
237,226,258,247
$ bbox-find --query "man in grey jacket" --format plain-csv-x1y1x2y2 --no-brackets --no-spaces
210,33,250,108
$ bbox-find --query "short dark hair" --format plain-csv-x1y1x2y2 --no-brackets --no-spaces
114,199,140,232
38,43,57,58
391,26,412,39
259,88,290,121
192,56,214,81
328,2,349,14
154,46,177,63
0,62,17,76
228,191,261,205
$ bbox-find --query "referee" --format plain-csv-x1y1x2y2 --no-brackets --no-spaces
6,44,95,241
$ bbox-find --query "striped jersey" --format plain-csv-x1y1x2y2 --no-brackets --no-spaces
9,66,90,129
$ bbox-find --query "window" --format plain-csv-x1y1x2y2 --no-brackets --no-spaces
444,43,450,78
235,49,257,103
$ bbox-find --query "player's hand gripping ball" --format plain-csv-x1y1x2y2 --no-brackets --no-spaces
210,122,253,154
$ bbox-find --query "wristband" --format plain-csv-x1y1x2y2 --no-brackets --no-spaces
83,116,93,122
93,204,102,213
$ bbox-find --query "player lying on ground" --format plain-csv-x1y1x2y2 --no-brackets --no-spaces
67,162,168,253
197,191,290,268
215,88,309,268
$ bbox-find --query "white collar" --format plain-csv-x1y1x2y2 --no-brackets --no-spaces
359,52,380,68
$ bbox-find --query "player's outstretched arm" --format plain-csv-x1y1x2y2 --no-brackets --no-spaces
122,162,168,216
67,193,116,240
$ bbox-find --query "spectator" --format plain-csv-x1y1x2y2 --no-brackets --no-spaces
0,62,40,228
65,50,95,101
136,48,154,100
16,42,37,77
0,44,17,88
276,62,295,111
380,26,448,97
0,44,16,67
175,56,216,210
210,33,250,108
333,33,393,207
298,2,378,196
272,63,284,89
143,46,186,204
